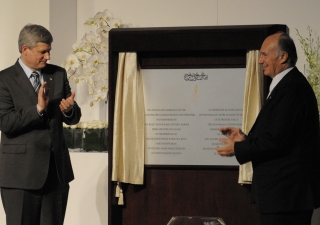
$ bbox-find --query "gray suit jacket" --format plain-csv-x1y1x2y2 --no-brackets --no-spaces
0,60,81,189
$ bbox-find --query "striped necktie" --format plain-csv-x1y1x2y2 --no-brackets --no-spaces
30,71,40,93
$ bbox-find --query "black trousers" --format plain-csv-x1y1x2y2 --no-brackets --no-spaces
1,153,70,225
260,210,313,225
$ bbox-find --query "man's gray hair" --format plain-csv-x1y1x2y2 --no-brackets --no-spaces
276,31,298,67
18,24,53,53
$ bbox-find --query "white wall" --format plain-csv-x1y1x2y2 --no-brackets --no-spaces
0,0,49,69
97,0,320,73
1,0,320,224
49,0,77,70
103,0,218,27
216,0,320,75
64,153,108,225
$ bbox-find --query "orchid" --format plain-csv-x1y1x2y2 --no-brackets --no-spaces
62,9,132,106
64,54,80,71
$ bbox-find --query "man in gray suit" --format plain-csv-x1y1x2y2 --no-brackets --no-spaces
0,24,81,225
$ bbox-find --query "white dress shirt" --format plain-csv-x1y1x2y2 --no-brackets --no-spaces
267,67,294,98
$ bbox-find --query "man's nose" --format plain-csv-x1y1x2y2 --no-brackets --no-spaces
44,52,50,60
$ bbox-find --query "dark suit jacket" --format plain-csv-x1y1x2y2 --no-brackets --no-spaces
0,60,81,189
235,67,320,213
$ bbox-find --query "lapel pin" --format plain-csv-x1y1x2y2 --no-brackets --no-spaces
50,78,53,81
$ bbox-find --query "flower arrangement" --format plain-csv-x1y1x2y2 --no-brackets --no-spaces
296,26,320,110
62,9,132,106
63,120,108,152
63,120,108,129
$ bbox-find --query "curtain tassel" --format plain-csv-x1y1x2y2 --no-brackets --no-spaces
115,182,124,205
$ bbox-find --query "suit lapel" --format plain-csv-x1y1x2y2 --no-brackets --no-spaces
262,67,298,109
248,67,298,133
13,62,38,101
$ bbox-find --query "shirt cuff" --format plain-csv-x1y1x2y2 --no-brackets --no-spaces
36,106,44,117
63,108,74,118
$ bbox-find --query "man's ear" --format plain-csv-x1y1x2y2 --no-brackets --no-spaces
280,52,289,64
21,45,29,56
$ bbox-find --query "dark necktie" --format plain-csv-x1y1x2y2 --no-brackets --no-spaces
30,71,40,93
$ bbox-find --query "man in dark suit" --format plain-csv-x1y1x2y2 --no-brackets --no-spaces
0,24,81,225
216,32,320,225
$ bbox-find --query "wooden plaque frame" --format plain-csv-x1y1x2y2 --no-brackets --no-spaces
108,24,288,225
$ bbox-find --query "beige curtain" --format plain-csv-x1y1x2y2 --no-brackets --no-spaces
112,53,145,188
238,50,263,184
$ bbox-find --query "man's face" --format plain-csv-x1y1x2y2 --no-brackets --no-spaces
21,42,51,71
258,34,284,78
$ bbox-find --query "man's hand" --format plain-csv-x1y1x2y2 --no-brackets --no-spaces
59,92,76,113
37,81,50,114
216,127,245,157
219,127,246,142
216,138,235,157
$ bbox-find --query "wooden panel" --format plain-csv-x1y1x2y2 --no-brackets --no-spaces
119,167,259,225
108,24,288,225
108,25,288,52
139,50,247,69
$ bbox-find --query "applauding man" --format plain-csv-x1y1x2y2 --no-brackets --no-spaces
216,32,320,225
0,24,81,225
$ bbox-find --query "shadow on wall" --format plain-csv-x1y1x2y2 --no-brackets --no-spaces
96,165,108,224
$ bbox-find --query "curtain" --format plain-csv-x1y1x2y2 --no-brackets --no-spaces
238,50,263,184
111,53,145,188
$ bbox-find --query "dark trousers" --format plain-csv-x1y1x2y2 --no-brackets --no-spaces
260,210,313,225
0,153,70,225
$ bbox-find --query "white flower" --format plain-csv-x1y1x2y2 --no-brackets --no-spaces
93,11,107,25
87,53,105,68
63,123,71,128
77,120,108,129
84,31,98,44
97,25,111,39
103,9,114,22
75,51,90,62
84,18,95,26
92,91,107,103
64,54,80,71
67,120,108,130
98,41,109,54
62,9,131,106
84,66,98,77
72,40,83,52
96,64,108,76
81,122,88,129
119,23,133,28
110,18,122,28
70,125,78,129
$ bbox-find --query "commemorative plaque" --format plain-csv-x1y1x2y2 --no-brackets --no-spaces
142,68,245,166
